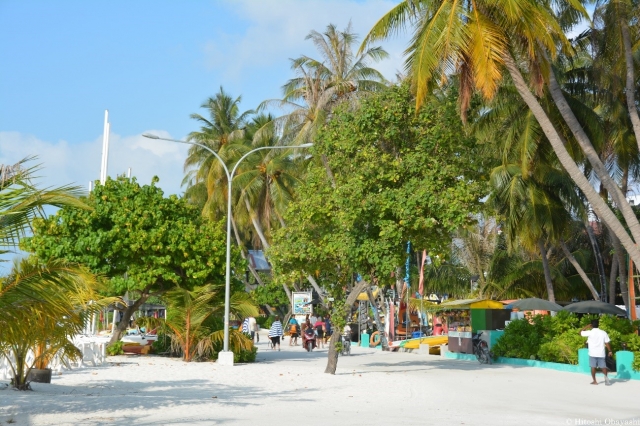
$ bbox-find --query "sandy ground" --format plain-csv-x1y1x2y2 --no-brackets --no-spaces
1,330,638,426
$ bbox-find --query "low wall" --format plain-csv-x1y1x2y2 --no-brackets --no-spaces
0,336,107,381
444,348,640,380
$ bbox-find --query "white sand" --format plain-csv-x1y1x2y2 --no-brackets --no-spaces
1,330,638,426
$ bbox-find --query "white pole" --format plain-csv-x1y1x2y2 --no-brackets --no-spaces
89,181,93,192
127,167,131,178
100,110,109,184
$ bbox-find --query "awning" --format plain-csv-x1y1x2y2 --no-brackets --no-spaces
357,287,379,301
429,298,504,311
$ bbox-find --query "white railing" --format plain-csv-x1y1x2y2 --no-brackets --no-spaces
0,336,107,381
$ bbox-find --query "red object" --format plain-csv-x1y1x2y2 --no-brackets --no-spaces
418,250,427,296
433,323,443,336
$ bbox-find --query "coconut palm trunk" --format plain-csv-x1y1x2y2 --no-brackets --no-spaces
559,240,599,299
502,54,640,270
584,221,608,302
230,215,265,288
609,253,619,304
537,240,556,302
621,21,640,152
545,64,640,248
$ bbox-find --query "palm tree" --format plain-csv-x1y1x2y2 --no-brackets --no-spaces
163,284,258,362
183,87,254,219
0,258,112,390
362,0,640,273
0,158,88,254
261,23,388,185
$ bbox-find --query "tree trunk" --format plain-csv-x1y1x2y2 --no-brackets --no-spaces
325,279,369,374
503,54,640,270
585,220,607,302
366,287,389,350
538,240,556,302
545,60,640,248
621,20,640,153
245,197,270,249
609,253,618,305
231,215,264,289
108,286,152,345
614,237,629,308
305,273,328,308
560,240,599,300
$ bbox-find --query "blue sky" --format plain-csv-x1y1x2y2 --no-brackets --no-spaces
0,0,405,196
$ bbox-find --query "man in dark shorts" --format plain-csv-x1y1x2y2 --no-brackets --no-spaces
268,316,284,351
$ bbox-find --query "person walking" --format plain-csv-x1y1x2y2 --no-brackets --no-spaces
580,319,613,385
289,317,300,346
314,316,326,349
248,316,258,343
324,314,332,344
268,316,284,351
241,317,250,335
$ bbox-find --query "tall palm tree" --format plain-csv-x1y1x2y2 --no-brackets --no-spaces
362,0,640,272
182,87,254,219
261,23,388,185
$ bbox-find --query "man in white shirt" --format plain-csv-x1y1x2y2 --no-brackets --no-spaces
248,316,258,343
580,319,613,385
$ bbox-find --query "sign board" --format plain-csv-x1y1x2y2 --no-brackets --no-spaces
292,292,313,316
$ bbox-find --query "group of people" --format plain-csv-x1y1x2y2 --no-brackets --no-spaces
286,314,332,348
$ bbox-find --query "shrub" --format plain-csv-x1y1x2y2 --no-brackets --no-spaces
106,341,124,356
152,334,172,354
537,331,585,364
491,319,544,359
234,345,257,363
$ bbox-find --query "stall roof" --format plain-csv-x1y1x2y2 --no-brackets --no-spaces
431,298,504,310
356,287,379,301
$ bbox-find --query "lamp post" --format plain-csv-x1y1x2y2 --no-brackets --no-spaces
142,133,312,365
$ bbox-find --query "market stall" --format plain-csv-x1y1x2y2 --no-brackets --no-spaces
433,299,508,354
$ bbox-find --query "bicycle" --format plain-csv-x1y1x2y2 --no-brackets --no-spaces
472,332,492,364
341,334,352,356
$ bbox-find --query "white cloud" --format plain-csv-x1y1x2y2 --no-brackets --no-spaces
0,130,188,197
204,0,409,83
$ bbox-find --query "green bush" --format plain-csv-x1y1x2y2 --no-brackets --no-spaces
537,331,585,364
106,341,124,356
491,319,544,359
493,313,640,370
234,345,258,363
152,333,172,354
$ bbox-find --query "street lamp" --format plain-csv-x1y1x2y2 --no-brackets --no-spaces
142,133,312,366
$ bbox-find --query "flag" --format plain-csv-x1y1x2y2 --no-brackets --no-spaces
418,250,427,296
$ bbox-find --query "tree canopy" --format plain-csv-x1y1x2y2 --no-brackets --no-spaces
269,84,490,289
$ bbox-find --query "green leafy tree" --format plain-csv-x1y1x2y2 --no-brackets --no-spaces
269,85,489,373
362,0,640,276
21,176,239,344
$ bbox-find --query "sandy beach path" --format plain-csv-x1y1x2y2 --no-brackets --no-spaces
1,331,637,425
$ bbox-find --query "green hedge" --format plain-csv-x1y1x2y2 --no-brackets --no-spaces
492,312,640,368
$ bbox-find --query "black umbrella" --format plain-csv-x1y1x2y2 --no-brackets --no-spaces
563,300,626,315
508,298,563,311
